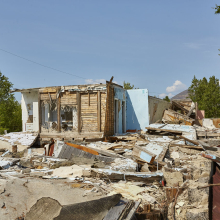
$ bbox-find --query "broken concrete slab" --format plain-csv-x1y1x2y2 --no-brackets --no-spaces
25,194,122,220
0,157,19,169
0,132,38,152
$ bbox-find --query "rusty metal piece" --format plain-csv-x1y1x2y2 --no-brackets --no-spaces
201,153,220,163
212,165,220,220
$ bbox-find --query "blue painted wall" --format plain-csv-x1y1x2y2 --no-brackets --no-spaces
126,89,149,131
114,86,126,134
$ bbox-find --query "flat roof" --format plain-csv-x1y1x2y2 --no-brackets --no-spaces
10,81,123,93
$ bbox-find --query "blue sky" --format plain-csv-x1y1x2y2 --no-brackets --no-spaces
0,1,220,101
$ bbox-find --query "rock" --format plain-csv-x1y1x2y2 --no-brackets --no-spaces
170,151,179,159
110,158,137,172
141,163,150,172
163,170,183,187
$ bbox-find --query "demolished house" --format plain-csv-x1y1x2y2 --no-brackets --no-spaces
1,83,220,219
11,79,170,140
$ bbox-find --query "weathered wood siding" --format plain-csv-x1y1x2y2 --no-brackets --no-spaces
81,93,98,132
39,86,107,135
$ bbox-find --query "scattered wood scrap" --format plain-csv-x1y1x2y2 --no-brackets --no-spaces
89,169,163,183
170,144,203,150
197,131,220,138
132,146,156,164
109,136,138,142
171,101,189,115
176,135,199,146
163,109,194,126
146,127,182,135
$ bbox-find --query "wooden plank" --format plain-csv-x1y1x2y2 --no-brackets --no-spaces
40,93,57,100
85,138,104,142
98,91,101,132
198,140,219,151
170,143,203,150
77,92,81,133
85,145,121,158
177,135,199,146
91,169,163,183
39,88,57,93
172,101,189,114
197,131,220,137
57,94,61,132
146,127,182,135
38,92,41,133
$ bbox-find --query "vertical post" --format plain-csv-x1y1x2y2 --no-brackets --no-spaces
88,93,90,107
57,93,61,132
77,92,81,133
38,91,41,133
97,91,101,132
195,102,198,120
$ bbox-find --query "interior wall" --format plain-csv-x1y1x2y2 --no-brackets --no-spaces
21,91,39,132
126,89,149,131
148,96,171,124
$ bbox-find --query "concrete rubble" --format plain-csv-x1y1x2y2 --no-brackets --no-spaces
0,109,219,219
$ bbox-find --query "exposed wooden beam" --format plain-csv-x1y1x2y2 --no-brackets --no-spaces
77,92,81,133
97,91,101,132
88,93,90,106
57,92,61,132
38,91,41,133
146,127,182,135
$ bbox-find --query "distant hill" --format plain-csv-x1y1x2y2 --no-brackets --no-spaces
171,89,191,101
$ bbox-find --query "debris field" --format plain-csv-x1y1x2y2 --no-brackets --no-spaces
0,101,219,220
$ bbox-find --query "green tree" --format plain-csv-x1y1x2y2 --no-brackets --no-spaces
214,5,220,55
215,5,220,14
163,96,170,102
123,81,134,90
188,75,220,118
0,72,22,134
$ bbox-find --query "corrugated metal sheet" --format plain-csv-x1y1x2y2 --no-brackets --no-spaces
212,165,220,220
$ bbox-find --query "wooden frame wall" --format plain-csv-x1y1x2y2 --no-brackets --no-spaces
38,87,107,134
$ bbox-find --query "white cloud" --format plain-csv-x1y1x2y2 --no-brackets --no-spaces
159,93,166,98
159,80,186,99
85,79,106,84
166,80,187,93
159,93,174,99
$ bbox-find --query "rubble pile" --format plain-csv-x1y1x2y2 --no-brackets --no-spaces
0,102,219,219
